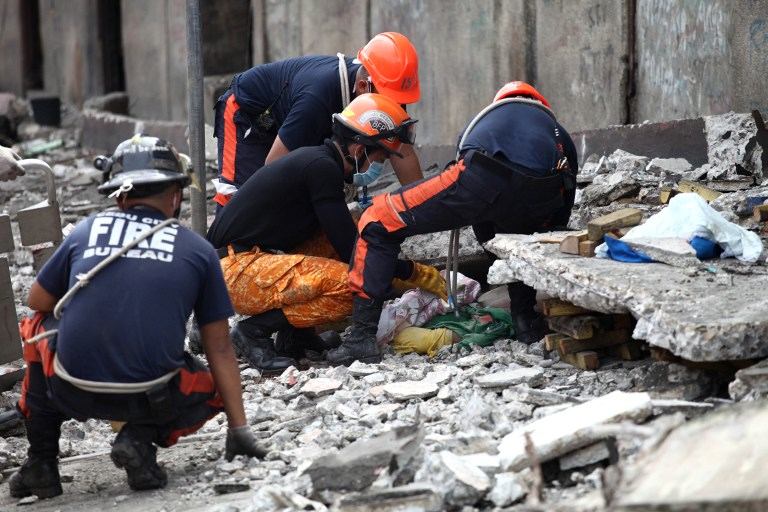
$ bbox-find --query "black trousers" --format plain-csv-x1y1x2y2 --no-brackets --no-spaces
349,151,572,314
17,314,224,460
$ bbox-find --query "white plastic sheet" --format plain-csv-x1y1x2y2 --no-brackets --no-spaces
596,193,764,262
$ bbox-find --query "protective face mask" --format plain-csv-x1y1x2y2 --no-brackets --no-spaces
353,160,384,187
352,147,384,187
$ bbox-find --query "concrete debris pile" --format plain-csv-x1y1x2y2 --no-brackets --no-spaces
571,111,768,232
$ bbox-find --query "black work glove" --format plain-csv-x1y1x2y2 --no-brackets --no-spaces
225,425,267,461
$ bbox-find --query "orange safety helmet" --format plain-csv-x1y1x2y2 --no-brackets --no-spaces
357,32,420,105
493,81,551,108
332,93,417,157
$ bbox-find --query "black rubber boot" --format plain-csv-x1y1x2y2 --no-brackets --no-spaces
110,428,168,491
8,457,62,499
514,310,549,345
327,297,382,366
231,311,297,373
275,327,343,360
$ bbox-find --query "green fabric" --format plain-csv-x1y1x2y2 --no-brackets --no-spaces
426,306,516,351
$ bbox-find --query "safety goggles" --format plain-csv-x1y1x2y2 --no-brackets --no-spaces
368,118,418,146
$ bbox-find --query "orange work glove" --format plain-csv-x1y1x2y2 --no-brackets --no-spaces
392,262,448,300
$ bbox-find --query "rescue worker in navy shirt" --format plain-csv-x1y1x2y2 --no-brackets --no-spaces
207,94,446,372
212,32,423,209
328,82,579,365
8,136,265,499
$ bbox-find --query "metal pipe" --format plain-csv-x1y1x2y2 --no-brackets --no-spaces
18,159,57,205
185,0,207,235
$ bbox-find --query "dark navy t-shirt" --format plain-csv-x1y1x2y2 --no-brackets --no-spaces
231,55,360,152
36,208,234,383
459,102,578,174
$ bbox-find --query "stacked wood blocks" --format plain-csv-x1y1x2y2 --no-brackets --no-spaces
539,298,645,370
559,208,642,258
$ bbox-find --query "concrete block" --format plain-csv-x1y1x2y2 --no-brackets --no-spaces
80,109,138,153
635,0,768,123
572,118,708,167
371,0,528,146
139,119,189,154
0,258,22,365
498,391,652,471
298,0,368,57
32,245,58,273
0,0,24,96
38,0,104,106
121,0,187,121
535,0,629,131
486,234,768,361
616,401,768,510
17,201,62,246
83,92,129,115
0,215,13,253
264,0,302,61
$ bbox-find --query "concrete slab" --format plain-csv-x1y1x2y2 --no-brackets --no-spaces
0,0,24,96
535,0,629,131
616,401,768,511
80,110,189,154
38,0,104,106
497,391,652,471
121,0,187,121
485,233,768,361
571,118,708,167
0,215,13,253
0,258,22,365
635,0,768,123
371,0,528,147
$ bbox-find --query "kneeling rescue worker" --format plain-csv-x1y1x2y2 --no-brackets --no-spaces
328,82,578,365
207,93,446,371
9,136,265,499
213,31,423,209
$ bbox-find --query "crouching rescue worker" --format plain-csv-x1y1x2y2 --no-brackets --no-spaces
328,82,578,365
213,32,423,210
8,136,265,499
207,93,446,371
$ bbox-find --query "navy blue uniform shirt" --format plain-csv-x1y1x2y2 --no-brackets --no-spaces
459,101,578,174
36,208,234,383
231,55,360,152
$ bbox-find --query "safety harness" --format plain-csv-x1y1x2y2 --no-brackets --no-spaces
444,97,575,311
25,217,181,394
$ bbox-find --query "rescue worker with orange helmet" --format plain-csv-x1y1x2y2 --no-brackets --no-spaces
212,32,423,210
328,82,579,365
206,93,444,372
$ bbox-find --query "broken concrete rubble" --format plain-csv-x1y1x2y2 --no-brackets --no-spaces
486,234,768,361
497,391,652,471
615,401,768,511
728,359,768,401
414,450,490,507
304,425,423,494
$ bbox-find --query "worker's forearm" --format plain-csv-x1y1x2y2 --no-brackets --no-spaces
391,144,422,185
264,135,291,165
207,344,247,428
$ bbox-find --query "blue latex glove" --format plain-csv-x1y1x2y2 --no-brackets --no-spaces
352,161,384,187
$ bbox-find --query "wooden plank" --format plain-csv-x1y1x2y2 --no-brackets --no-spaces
547,315,599,340
587,208,643,241
753,205,768,222
558,350,600,370
608,340,645,361
539,298,590,317
597,314,635,331
558,329,632,354
544,333,568,352
579,240,599,257
659,187,677,205
559,230,588,255
678,180,722,203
